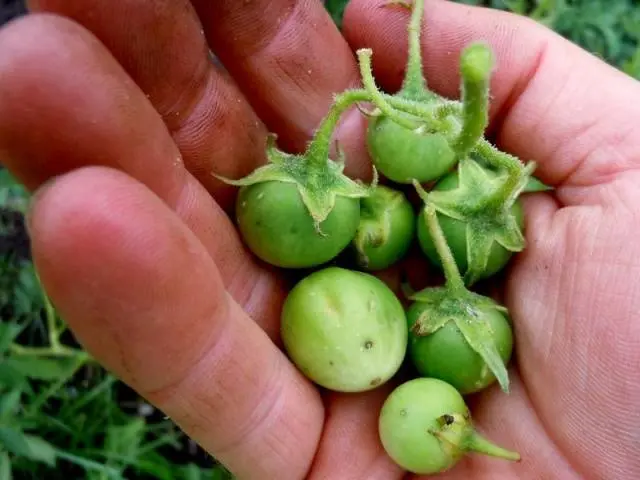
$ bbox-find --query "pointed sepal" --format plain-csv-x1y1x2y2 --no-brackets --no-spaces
212,162,299,188
452,299,511,393
524,175,554,193
425,157,534,285
406,287,451,336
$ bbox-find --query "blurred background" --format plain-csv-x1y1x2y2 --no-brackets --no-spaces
1,0,639,478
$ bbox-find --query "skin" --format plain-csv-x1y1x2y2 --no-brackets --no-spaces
406,301,513,394
416,169,526,281
1,0,639,478
281,267,408,392
236,181,361,268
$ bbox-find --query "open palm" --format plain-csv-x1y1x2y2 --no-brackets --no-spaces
1,0,639,478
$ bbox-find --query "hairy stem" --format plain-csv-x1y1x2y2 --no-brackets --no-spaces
476,140,535,210
390,97,461,132
399,0,430,99
455,43,494,157
304,82,456,168
357,49,422,130
475,139,524,172
413,181,465,292
307,89,373,166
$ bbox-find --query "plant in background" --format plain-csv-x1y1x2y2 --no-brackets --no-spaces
324,0,640,79
0,170,233,479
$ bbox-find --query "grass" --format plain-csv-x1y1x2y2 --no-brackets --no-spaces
2,0,639,478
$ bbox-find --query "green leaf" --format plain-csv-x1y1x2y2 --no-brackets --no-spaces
0,427,56,466
0,427,57,467
22,434,57,467
56,450,123,478
105,418,145,460
0,427,30,458
210,464,235,480
0,389,22,420
0,364,27,390
175,463,235,480
3,356,80,381
180,464,203,480
324,0,350,27
134,450,175,480
0,451,12,480
0,324,22,355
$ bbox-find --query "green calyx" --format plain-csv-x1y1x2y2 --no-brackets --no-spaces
354,0,551,196
430,411,520,463
407,198,513,393
352,185,415,270
407,286,511,393
353,188,398,262
215,90,378,234
418,157,535,285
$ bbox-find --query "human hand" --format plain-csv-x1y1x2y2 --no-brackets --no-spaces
1,0,639,478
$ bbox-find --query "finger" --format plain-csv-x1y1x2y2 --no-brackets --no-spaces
190,0,371,177
26,0,269,213
343,0,640,204
308,386,405,480
505,196,640,478
0,14,287,340
27,165,324,479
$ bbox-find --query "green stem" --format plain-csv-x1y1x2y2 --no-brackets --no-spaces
27,353,89,415
490,167,524,209
455,43,494,157
399,0,429,99
301,81,456,168
465,430,521,461
357,49,422,130
485,158,535,211
43,290,62,350
388,96,460,131
475,139,524,172
412,181,465,292
434,102,462,121
306,89,373,167
9,343,83,358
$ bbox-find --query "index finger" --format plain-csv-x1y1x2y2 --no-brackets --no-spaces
27,166,324,479
191,0,373,178
343,0,640,202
